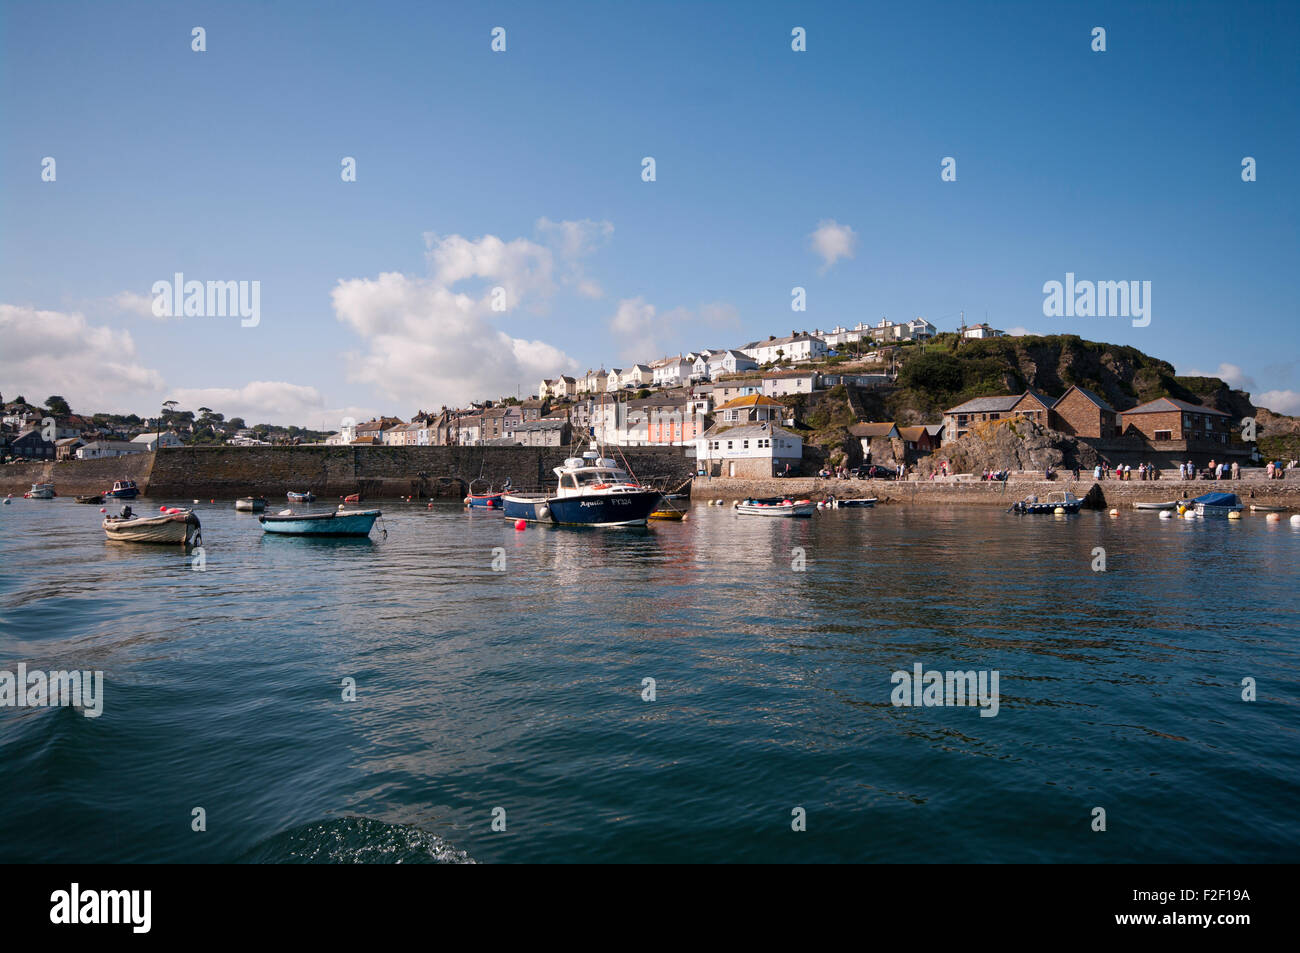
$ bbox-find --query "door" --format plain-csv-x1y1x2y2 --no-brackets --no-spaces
728,462,735,477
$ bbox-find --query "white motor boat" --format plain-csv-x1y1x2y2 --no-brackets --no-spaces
735,497,816,517
28,483,55,499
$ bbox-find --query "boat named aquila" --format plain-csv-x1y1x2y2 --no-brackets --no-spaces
502,453,660,526
103,506,201,545
259,508,383,537
1011,491,1083,514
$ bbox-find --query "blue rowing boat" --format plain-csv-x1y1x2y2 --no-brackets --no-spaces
259,508,382,537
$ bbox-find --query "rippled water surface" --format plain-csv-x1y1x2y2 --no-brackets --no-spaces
1,496,1297,862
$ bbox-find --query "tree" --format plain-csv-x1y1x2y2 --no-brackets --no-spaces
45,396,72,417
228,417,246,430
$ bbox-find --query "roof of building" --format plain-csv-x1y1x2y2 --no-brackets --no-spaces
945,395,1022,414
848,422,900,438
510,418,568,431
702,422,801,440
897,426,928,442
1123,397,1230,416
762,369,820,379
1057,384,1115,412
1017,388,1054,410
715,394,785,410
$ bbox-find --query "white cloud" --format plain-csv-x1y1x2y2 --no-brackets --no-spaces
0,303,164,412
607,297,740,363
1182,362,1256,391
333,230,582,408
106,290,161,319
1004,326,1032,337
1256,390,1300,415
536,217,613,299
170,381,329,426
809,219,857,272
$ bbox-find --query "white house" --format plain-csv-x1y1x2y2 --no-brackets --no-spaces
622,364,653,388
651,357,693,388
696,422,803,478
763,371,821,397
131,431,183,451
962,323,1005,339
78,440,144,460
706,349,758,379
741,332,829,365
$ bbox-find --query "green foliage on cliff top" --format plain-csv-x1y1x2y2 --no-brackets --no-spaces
884,334,1252,422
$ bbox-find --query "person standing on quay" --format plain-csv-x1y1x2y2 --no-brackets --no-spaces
1231,460,1240,480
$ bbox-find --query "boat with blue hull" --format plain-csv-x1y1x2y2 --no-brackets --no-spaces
1011,491,1083,514
259,508,383,537
1191,492,1243,518
502,453,660,527
105,479,139,499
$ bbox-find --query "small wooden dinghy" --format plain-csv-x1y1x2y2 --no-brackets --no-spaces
1134,500,1178,510
1249,504,1287,512
287,491,315,503
235,497,267,512
104,507,201,545
836,498,877,508
75,494,104,504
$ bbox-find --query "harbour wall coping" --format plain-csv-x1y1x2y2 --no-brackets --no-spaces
691,476,1300,508
1,445,696,499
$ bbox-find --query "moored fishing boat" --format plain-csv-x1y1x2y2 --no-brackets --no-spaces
260,508,383,537
287,490,316,503
235,496,267,512
502,452,660,526
1192,492,1243,519
464,478,506,509
105,479,140,499
103,506,201,545
28,483,55,499
1011,491,1083,514
736,497,816,517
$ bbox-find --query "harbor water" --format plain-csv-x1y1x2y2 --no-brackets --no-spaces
1,498,1297,862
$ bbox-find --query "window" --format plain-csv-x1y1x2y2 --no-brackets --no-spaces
743,440,749,449
1154,430,1172,440
727,441,733,449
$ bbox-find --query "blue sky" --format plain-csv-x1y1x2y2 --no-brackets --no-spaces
2,0,1297,425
